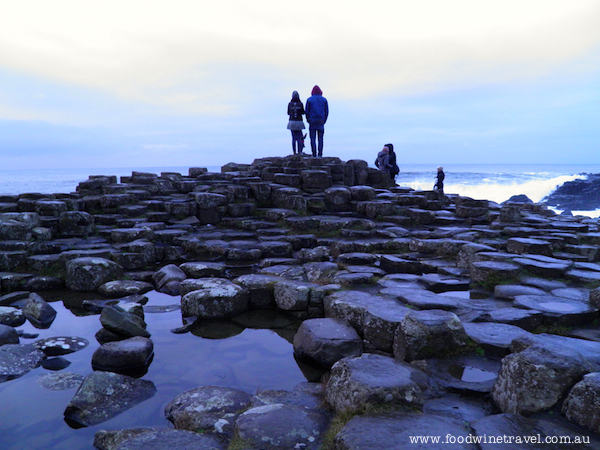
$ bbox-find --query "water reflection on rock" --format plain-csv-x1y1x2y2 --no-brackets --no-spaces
190,320,245,340
64,371,157,428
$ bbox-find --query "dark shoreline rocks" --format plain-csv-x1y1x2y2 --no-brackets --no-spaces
544,173,600,211
2,154,600,448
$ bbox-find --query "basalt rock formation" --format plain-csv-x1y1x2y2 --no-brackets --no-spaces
2,154,600,448
544,173,600,211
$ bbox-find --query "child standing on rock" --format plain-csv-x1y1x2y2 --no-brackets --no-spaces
434,166,445,194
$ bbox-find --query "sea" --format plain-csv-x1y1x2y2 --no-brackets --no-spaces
0,163,599,217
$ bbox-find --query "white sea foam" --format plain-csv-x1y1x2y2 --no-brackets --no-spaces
572,209,600,218
403,174,584,204
550,207,600,219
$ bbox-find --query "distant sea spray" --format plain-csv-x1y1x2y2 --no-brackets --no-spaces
402,174,584,204
395,164,598,217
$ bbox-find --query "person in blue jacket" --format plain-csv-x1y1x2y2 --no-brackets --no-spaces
305,85,329,157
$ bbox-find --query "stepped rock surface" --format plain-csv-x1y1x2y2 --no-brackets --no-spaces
1,155,600,449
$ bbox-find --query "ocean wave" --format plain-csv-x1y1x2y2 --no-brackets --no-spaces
548,206,600,219
402,174,584,204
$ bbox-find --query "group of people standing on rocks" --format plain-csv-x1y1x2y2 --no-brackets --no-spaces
287,86,328,157
286,87,445,194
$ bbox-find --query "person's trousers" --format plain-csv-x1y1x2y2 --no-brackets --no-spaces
291,130,304,154
309,128,324,157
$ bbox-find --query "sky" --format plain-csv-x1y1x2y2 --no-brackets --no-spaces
0,1,599,170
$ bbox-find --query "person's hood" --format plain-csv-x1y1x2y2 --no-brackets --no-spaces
311,85,323,95
292,91,300,101
385,143,394,152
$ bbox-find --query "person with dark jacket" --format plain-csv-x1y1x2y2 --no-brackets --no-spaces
386,142,400,182
375,146,392,172
287,91,306,154
305,85,329,157
434,166,445,193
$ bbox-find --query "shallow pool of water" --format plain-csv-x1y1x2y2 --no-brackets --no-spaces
0,290,307,450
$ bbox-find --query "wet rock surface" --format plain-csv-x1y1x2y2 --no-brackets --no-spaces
94,428,226,450
235,403,331,450
325,353,432,413
471,412,600,449
91,336,154,375
164,385,253,438
99,305,150,339
1,156,600,448
64,371,157,427
543,173,600,211
293,317,363,368
416,355,502,394
393,309,468,361
463,322,533,356
0,323,20,345
22,292,57,328
562,372,600,435
37,371,85,390
33,336,89,356
333,411,479,450
0,343,45,381
491,342,597,415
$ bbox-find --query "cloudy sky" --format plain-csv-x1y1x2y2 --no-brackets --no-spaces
0,1,599,170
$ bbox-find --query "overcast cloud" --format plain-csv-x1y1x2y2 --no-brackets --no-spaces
0,1,598,169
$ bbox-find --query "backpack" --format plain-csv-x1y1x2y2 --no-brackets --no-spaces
376,153,388,169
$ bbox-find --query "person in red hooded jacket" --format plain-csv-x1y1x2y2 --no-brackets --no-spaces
305,85,329,157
